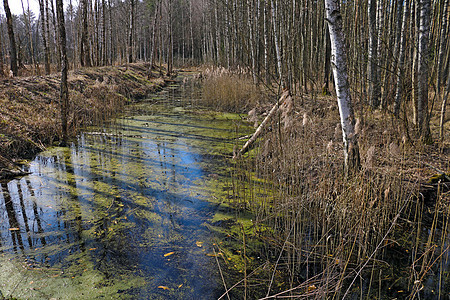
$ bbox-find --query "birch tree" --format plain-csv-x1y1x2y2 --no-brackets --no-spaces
38,0,51,74
417,0,431,142
325,0,360,173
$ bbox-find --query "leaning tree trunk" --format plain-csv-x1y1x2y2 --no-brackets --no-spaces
325,0,360,174
3,0,18,76
417,0,432,142
55,0,69,146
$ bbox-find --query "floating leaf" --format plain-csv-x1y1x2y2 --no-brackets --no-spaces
164,252,175,257
9,228,20,231
158,286,169,290
89,248,97,251
307,285,316,292
178,284,183,288
196,241,203,247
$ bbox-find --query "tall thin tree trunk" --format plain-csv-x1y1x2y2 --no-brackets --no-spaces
0,23,5,76
101,0,107,65
80,0,91,67
148,0,159,77
368,0,380,108
325,0,360,174
21,0,39,75
438,0,449,140
263,0,270,84
394,0,410,117
39,0,51,74
323,22,331,95
55,0,69,146
3,0,18,76
417,0,432,142
128,0,135,64
271,0,285,89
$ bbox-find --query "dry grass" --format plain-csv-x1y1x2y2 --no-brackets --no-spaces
0,63,167,178
201,67,265,113
200,73,450,298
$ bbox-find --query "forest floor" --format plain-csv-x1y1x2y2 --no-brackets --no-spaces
0,63,173,180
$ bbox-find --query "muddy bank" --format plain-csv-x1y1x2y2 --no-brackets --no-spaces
0,63,172,179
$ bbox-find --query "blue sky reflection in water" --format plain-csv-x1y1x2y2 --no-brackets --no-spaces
0,82,250,299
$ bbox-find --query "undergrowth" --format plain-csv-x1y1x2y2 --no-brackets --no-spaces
0,63,166,178
200,67,450,298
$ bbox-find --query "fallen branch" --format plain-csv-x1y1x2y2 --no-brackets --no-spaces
234,90,290,158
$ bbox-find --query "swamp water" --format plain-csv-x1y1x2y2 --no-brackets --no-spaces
0,80,258,299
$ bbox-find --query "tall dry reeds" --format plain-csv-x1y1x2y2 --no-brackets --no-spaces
201,67,264,113
200,74,450,298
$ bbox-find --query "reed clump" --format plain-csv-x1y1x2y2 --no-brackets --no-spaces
201,67,264,113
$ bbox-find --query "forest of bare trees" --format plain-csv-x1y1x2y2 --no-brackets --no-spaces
0,0,449,144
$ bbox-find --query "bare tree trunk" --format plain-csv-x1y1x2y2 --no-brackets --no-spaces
128,0,135,64
21,0,40,75
438,0,449,140
368,0,380,108
166,0,173,75
325,0,360,174
148,0,159,77
0,23,5,76
3,0,18,76
393,0,410,117
323,22,331,95
39,0,51,74
55,0,69,146
247,0,257,84
80,0,91,67
417,0,432,142
263,0,270,84
271,0,285,89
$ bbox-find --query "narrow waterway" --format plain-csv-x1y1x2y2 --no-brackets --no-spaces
0,79,252,299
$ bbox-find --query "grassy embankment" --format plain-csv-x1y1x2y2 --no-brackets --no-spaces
0,63,168,179
200,67,450,298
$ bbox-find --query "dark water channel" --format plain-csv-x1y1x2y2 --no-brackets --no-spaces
0,80,251,299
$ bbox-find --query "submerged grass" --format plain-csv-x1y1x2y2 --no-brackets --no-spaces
0,63,167,179
199,68,450,298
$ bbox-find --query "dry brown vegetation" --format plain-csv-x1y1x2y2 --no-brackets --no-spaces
201,67,265,113
201,69,450,298
0,63,166,179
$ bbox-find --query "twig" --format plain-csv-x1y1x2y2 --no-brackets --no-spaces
422,162,450,181
217,262,268,300
213,246,230,300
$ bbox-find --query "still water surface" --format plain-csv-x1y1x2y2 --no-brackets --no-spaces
0,80,250,299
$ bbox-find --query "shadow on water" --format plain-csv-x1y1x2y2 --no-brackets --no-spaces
0,79,253,299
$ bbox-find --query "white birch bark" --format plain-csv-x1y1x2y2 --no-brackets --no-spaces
325,0,360,173
417,0,431,141
271,0,285,89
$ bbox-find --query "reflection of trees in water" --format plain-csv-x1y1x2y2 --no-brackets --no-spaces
1,183,24,253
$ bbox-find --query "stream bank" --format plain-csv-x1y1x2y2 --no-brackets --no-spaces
0,63,173,180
